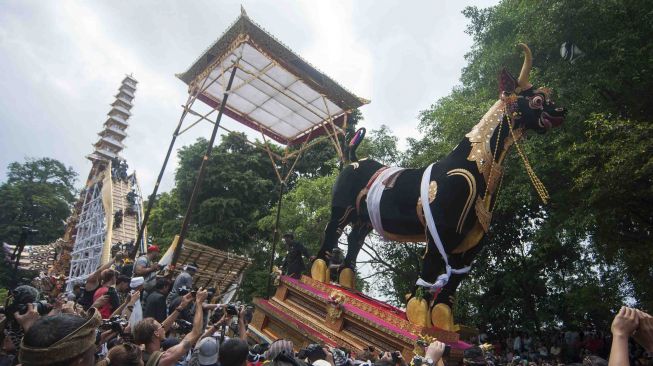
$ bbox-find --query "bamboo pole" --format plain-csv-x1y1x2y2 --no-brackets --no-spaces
170,63,239,269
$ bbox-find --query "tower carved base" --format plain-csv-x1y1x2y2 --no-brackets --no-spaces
250,276,471,363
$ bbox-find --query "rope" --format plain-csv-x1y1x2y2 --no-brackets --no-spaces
507,112,550,204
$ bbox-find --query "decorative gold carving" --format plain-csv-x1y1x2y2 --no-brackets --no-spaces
475,198,492,232
466,101,505,181
300,276,423,336
486,164,503,194
416,198,426,228
446,169,476,234
383,231,427,243
271,265,282,286
326,290,346,324
452,222,485,254
428,181,437,202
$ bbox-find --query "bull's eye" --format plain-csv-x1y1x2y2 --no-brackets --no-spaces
529,95,544,109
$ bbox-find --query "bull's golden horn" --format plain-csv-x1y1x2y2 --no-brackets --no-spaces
516,43,532,91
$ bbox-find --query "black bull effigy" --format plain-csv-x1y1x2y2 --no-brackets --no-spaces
311,44,567,330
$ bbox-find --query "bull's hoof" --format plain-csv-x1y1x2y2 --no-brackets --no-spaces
338,268,356,289
431,303,454,331
406,296,430,327
311,259,328,283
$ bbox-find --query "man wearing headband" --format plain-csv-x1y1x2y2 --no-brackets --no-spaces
19,308,102,366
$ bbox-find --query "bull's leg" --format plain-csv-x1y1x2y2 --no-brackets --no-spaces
406,235,446,327
312,205,354,282
430,238,485,330
316,206,355,259
338,222,372,289
343,223,372,268
434,240,484,307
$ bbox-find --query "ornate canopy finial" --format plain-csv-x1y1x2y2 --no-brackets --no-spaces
240,5,248,17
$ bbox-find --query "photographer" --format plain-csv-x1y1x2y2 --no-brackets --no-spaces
134,245,162,298
133,289,209,366
93,269,121,319
2,285,52,355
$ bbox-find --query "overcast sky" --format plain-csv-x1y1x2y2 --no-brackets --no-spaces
0,0,498,193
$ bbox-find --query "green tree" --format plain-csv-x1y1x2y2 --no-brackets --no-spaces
0,158,77,245
148,132,280,301
403,0,653,334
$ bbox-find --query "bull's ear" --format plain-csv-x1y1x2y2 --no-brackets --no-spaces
498,68,517,94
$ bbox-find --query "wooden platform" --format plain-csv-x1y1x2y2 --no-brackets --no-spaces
250,275,470,363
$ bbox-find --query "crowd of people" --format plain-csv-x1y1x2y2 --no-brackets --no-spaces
0,242,651,366
466,312,653,365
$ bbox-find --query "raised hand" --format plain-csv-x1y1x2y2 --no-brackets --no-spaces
128,290,141,305
611,306,639,337
634,309,653,352
180,293,194,308
195,288,208,304
425,341,446,363
14,303,40,332
92,295,110,309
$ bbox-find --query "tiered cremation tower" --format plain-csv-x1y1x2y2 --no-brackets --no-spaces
66,75,146,290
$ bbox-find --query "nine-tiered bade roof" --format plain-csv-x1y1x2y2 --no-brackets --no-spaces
176,8,369,147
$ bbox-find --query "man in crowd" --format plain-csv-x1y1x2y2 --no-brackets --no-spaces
78,257,115,310
133,289,207,366
281,233,310,279
195,337,220,366
220,338,250,366
144,277,172,323
18,308,102,366
115,274,132,303
167,262,199,320
134,244,162,297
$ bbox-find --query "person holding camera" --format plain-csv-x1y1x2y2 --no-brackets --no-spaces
93,269,121,319
134,245,163,297
133,289,209,366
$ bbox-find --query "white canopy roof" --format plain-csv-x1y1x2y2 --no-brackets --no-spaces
177,10,368,146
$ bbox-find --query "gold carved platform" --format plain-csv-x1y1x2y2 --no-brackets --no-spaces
250,275,469,362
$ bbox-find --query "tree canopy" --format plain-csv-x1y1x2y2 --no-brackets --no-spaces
0,158,77,245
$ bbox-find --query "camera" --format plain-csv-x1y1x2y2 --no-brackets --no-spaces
3,285,53,318
101,315,128,334
225,304,239,316
177,286,197,297
15,300,53,316
175,319,193,333
391,351,401,363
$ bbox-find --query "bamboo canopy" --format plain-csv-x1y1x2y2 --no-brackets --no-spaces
162,235,251,295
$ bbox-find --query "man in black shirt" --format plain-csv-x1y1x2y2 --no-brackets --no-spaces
144,277,171,323
281,233,310,279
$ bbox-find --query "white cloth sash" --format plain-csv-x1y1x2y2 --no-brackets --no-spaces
416,163,471,293
366,167,404,240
